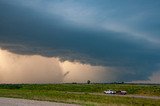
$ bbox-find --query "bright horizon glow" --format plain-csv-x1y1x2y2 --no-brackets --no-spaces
0,49,117,83
0,49,159,84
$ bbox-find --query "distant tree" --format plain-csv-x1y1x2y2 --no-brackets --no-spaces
87,80,91,84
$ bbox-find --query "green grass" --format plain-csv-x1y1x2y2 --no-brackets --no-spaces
0,84,160,106
2,84,159,96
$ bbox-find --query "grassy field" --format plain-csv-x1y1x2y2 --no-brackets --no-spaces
0,84,160,106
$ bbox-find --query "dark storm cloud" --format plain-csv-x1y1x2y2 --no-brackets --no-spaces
0,0,160,82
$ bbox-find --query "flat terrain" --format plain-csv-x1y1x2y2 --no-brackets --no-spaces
0,84,160,106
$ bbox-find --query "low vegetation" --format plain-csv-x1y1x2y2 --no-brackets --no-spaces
0,84,160,106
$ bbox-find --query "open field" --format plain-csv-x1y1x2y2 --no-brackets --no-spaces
0,84,160,106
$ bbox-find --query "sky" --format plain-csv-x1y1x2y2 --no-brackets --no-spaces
0,0,160,83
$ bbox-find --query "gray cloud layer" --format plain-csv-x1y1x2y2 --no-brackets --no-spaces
0,0,160,82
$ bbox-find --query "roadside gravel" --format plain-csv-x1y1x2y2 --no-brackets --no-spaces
0,97,79,106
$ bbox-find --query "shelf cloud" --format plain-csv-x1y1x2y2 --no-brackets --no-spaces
0,0,160,83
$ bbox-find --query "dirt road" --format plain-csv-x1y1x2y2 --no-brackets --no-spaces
0,97,79,106
0,93,159,106
91,92,160,100
66,92,160,100
103,94,160,100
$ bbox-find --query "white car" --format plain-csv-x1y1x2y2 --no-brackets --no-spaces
104,90,116,94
